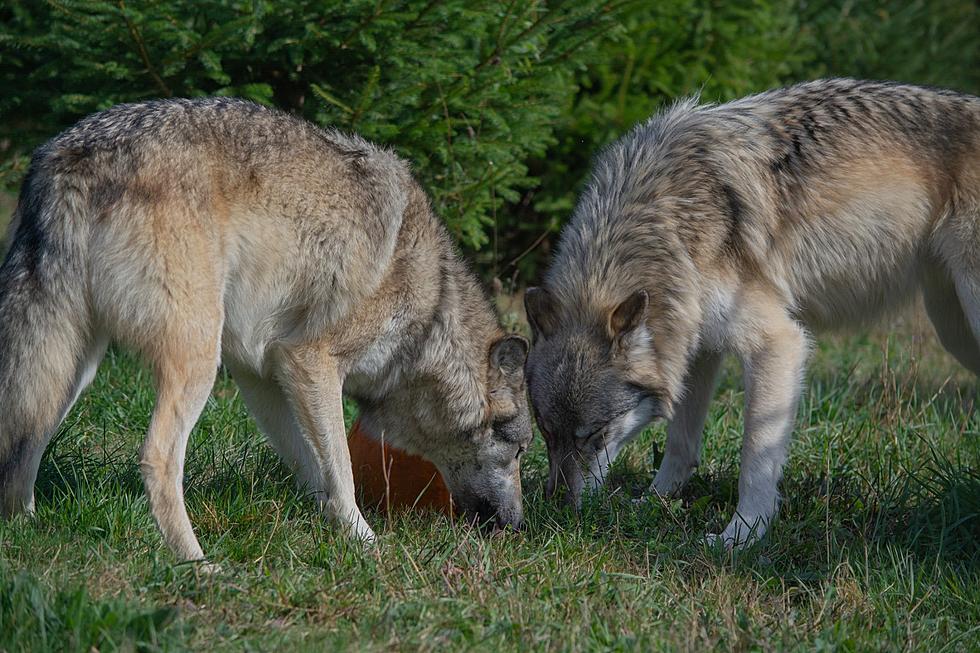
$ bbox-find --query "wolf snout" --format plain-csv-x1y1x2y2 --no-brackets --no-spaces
461,497,524,533
481,504,525,533
546,453,585,508
490,514,525,533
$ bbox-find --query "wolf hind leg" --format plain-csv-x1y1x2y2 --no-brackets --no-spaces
921,265,980,375
948,267,980,377
0,262,107,517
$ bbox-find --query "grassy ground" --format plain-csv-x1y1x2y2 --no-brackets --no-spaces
1,303,978,652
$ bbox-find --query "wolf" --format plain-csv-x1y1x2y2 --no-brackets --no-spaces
0,97,532,563
524,79,980,548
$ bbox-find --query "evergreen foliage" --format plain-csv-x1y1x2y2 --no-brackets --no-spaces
0,0,623,250
0,1,977,275
506,0,811,277
798,0,979,93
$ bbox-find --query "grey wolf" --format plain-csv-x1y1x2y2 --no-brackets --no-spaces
0,98,532,563
524,79,980,547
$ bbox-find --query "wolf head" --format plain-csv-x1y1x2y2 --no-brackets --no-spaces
524,287,679,506
522,101,723,507
360,333,532,531
436,334,532,530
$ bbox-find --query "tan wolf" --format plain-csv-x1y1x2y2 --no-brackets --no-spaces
524,79,980,548
0,98,532,563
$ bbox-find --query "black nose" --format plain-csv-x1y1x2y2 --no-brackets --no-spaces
492,515,525,533
466,499,522,534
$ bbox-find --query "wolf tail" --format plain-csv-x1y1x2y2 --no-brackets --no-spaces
0,154,100,516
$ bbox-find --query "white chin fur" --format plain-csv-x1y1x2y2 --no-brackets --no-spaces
582,397,659,490
615,396,658,445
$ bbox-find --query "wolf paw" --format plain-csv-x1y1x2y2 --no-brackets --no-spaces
352,516,377,547
702,531,737,550
650,474,687,498
631,475,684,507
632,490,674,508
197,560,223,576
177,559,222,576
703,518,766,550
631,494,653,506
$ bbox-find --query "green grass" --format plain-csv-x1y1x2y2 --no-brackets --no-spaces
1,307,978,651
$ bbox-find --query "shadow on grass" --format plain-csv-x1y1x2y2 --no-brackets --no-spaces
521,432,978,585
867,454,980,562
32,423,311,524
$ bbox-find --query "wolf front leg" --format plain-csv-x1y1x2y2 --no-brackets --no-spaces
649,349,724,498
274,344,375,544
709,302,809,549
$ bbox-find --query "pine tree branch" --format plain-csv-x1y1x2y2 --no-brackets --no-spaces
118,1,171,96
340,0,388,50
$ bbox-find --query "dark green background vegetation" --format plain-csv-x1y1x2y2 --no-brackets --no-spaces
1,0,978,280
1,3,979,650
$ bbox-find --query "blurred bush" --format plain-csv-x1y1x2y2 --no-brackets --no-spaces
797,0,979,93
503,0,810,279
0,0,622,250
0,1,976,280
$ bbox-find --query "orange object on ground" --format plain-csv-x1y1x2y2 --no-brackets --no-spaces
347,419,453,514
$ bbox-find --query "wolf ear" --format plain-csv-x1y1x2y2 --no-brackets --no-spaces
524,287,557,341
490,334,529,381
488,335,529,415
608,290,649,339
